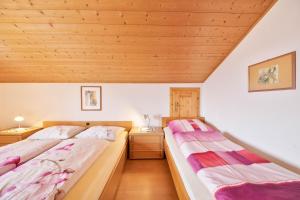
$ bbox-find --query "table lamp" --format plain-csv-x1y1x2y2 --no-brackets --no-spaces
141,114,151,132
14,116,24,128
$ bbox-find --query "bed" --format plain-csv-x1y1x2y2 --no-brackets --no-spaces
44,121,131,200
0,121,131,200
163,117,212,200
162,117,300,200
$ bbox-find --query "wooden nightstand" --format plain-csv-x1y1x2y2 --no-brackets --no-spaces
129,127,164,159
0,127,42,146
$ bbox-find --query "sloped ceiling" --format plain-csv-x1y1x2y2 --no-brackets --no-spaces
0,0,276,83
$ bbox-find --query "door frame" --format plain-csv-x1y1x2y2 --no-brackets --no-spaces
169,87,200,118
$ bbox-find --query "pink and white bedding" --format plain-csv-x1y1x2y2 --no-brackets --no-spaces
168,119,214,133
0,139,60,176
169,119,300,200
0,138,109,200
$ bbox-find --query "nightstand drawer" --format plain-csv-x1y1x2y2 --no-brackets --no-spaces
130,142,162,151
130,150,163,159
130,135,162,144
129,127,164,159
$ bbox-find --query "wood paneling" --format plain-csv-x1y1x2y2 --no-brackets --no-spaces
0,24,248,37
0,0,274,12
0,0,277,83
0,10,259,26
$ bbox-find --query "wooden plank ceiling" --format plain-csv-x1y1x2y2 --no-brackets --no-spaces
0,0,276,83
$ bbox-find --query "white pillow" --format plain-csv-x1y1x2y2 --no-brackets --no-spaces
28,126,86,139
75,126,125,141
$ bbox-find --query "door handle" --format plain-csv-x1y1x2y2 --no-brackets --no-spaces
175,102,180,112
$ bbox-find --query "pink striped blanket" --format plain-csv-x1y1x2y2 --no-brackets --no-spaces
169,119,300,200
0,138,109,200
0,139,60,176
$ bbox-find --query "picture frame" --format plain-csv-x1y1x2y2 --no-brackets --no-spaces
81,86,102,111
248,51,296,92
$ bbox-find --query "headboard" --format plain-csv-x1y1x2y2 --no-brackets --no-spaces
43,121,132,131
161,117,205,127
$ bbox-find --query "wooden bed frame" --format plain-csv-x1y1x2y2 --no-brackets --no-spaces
43,121,132,132
162,117,300,200
164,140,190,200
99,135,128,200
42,121,132,200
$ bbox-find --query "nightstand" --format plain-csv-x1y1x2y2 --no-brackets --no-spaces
0,127,42,146
129,127,164,159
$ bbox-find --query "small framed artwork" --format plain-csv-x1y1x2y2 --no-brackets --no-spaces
248,51,296,92
81,86,102,111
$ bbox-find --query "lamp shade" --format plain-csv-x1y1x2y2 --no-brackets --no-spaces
14,116,24,122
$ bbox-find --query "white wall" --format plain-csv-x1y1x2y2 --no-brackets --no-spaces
0,83,201,129
202,0,300,167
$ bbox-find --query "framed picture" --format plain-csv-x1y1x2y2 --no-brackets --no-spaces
248,51,296,92
81,86,102,111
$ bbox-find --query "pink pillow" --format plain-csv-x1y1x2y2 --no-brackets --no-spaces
168,119,214,133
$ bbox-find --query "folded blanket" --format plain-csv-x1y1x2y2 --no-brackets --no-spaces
0,139,60,175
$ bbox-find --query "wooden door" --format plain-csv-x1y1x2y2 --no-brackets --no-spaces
170,88,200,118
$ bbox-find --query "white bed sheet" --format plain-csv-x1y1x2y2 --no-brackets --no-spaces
164,127,213,200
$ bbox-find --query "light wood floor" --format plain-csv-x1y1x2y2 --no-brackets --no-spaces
115,159,179,200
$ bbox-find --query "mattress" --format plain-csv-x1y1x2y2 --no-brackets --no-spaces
164,127,213,200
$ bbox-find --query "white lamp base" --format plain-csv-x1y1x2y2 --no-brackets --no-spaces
141,127,152,132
